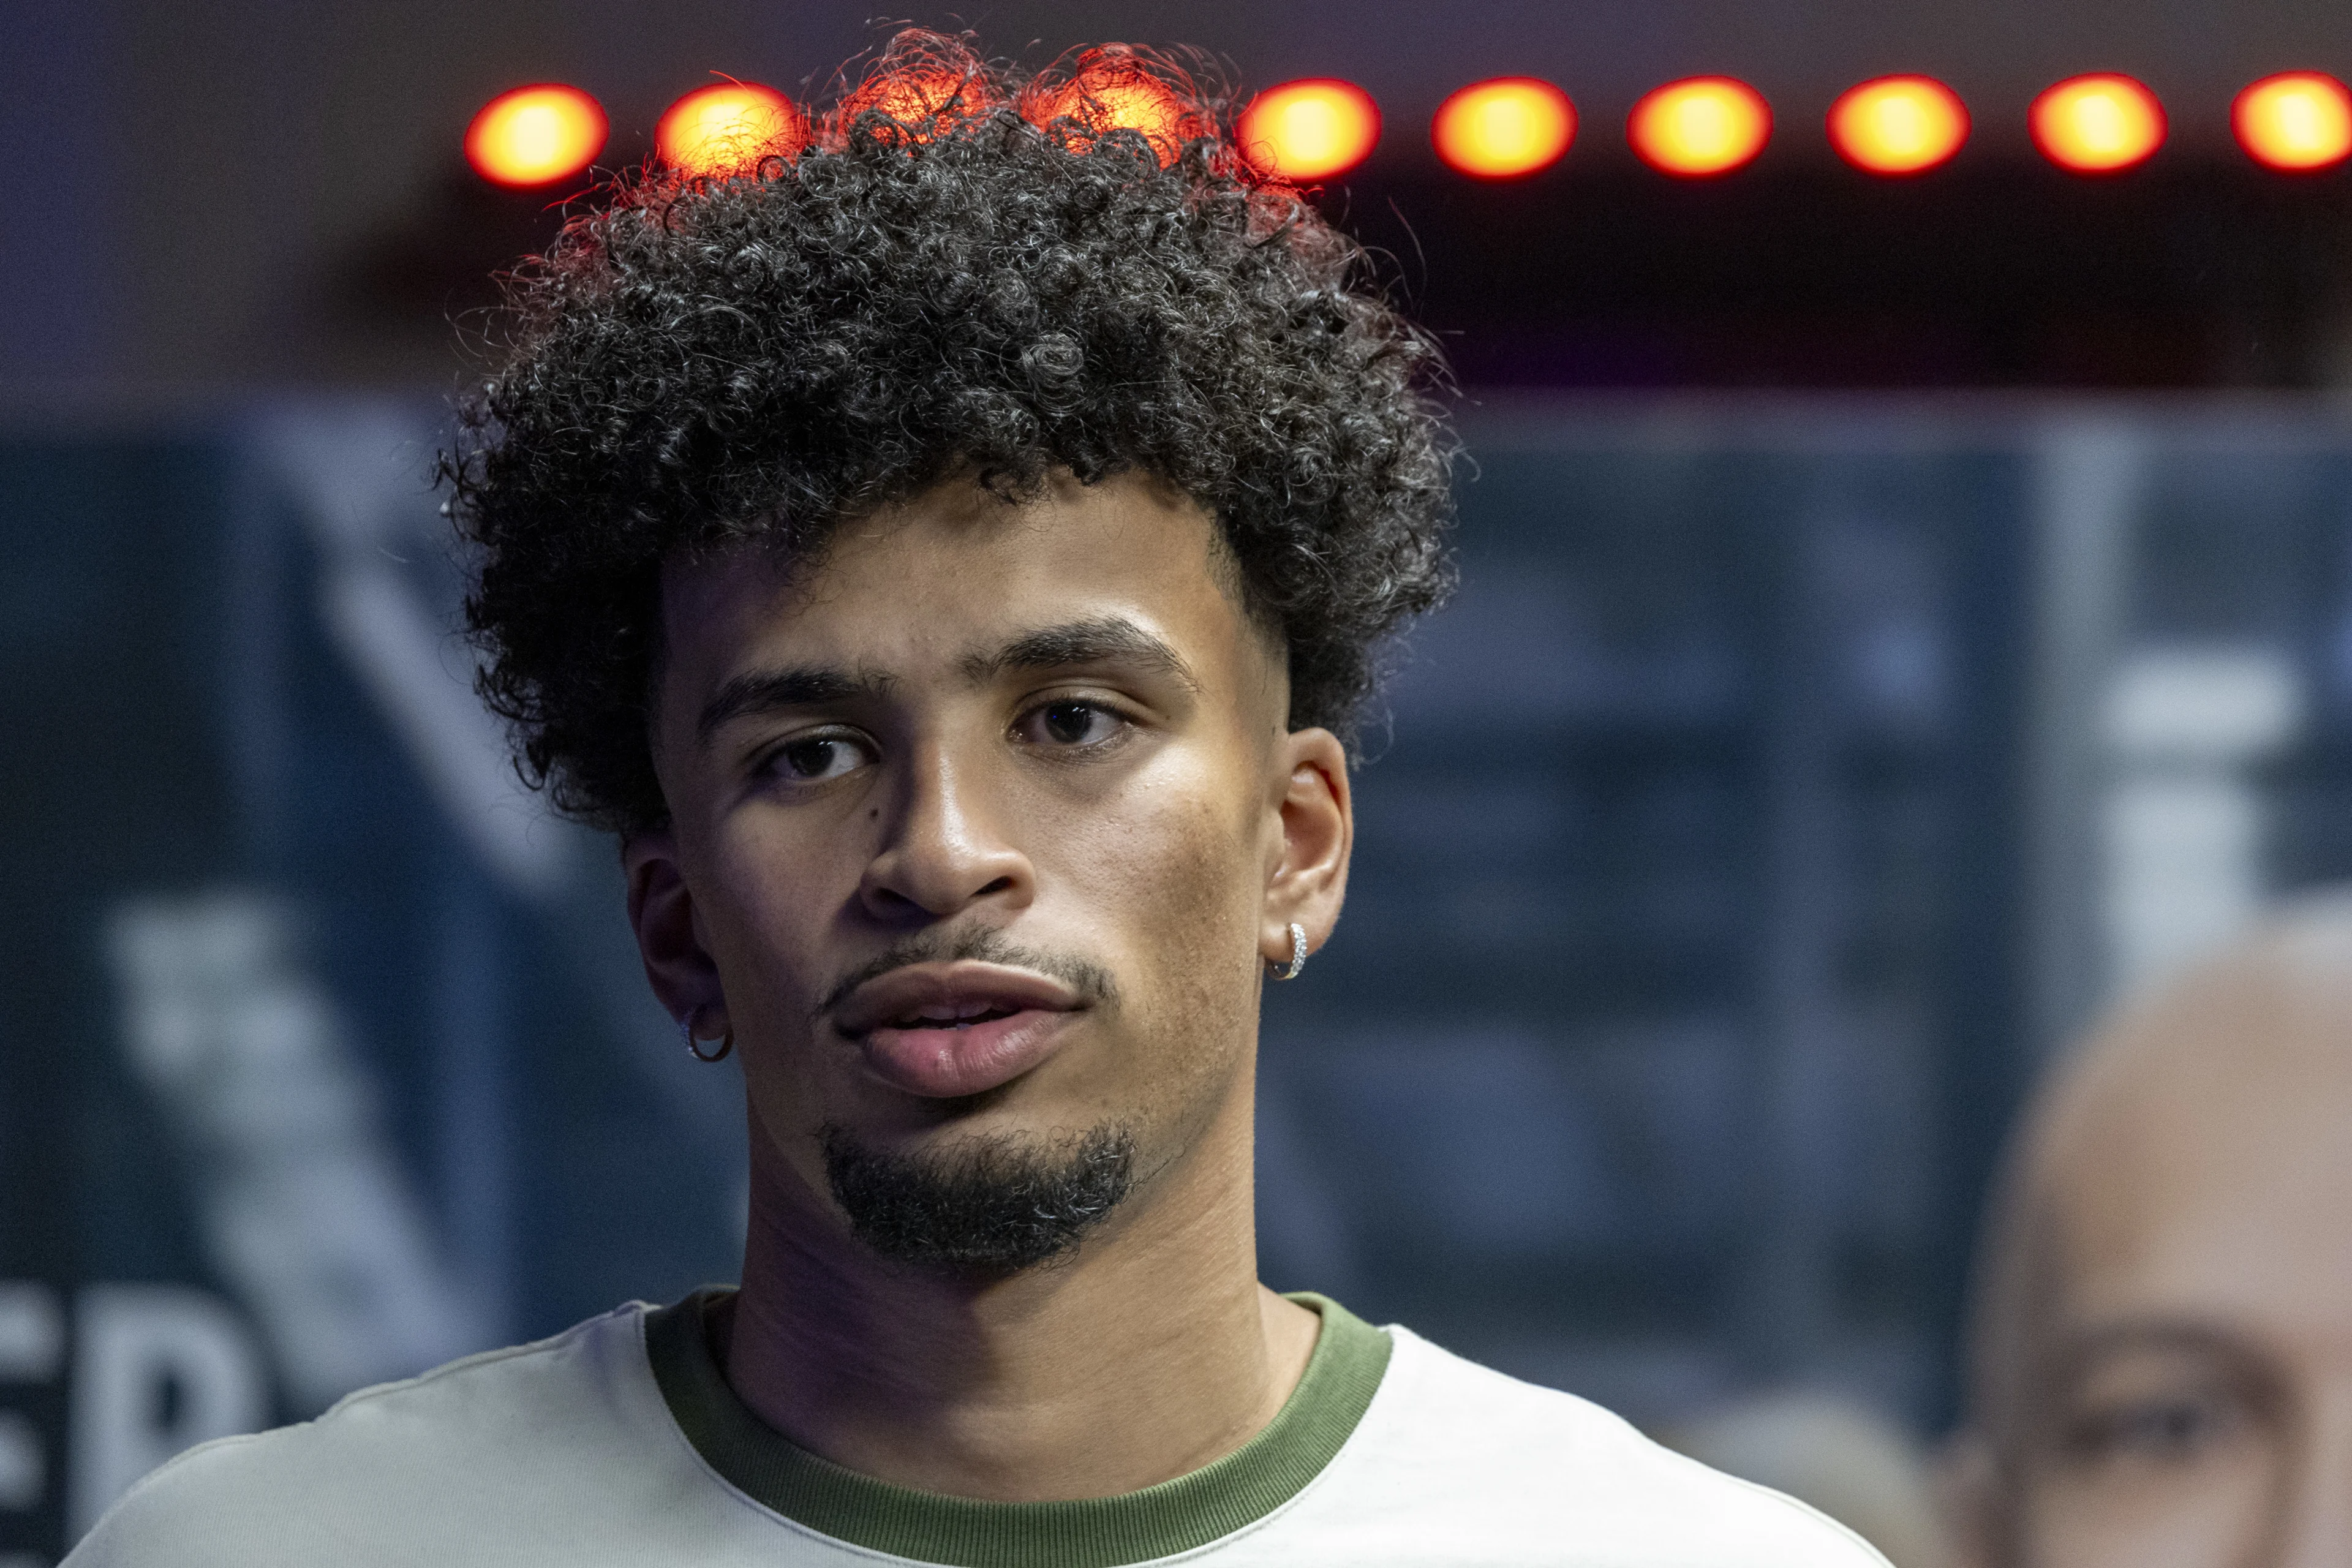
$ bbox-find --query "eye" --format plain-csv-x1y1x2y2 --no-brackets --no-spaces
768,733,869,783
1018,699,1126,748
2064,1389,2251,1468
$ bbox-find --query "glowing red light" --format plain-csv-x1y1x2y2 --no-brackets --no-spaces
2032,74,2165,173
657,82,809,176
1238,79,1380,180
1829,76,1969,174
834,66,994,146
2234,72,2352,171
1629,77,1771,176
1433,78,1577,179
465,84,606,189
1028,52,1206,165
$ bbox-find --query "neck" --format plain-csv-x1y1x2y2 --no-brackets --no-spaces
724,1084,1321,1502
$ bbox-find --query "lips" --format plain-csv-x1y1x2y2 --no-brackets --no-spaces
833,961,1085,1099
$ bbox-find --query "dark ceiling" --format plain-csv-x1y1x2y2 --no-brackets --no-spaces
7,0,2351,390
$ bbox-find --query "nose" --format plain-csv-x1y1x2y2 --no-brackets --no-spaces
856,744,1033,924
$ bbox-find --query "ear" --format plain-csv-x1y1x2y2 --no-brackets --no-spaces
622,827,729,1035
1936,1428,2005,1568
1259,726,1352,969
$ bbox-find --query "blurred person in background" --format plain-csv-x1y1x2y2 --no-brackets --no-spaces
1943,894,2352,1568
66,31,1884,1568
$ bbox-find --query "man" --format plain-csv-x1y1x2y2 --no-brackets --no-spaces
72,36,1883,1566
1944,897,2352,1567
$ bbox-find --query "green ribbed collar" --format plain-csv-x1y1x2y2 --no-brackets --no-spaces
644,1288,1390,1567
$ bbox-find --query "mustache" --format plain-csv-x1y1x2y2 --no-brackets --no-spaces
813,925,1121,1023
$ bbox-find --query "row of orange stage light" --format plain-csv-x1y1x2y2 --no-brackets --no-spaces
467,69,2352,192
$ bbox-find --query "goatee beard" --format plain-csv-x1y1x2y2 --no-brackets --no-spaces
820,1121,1137,1272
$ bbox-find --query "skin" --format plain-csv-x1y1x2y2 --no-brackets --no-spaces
622,470,1343,1501
1945,905,2352,1568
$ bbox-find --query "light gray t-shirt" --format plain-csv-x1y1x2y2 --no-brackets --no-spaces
67,1291,1888,1566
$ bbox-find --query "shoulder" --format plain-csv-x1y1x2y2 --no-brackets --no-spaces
1301,1327,1890,1566
66,1305,683,1567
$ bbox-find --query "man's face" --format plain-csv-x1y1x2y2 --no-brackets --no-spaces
627,472,1346,1268
1990,993,2352,1568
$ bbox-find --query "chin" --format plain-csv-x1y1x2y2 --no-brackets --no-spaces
818,1118,1139,1272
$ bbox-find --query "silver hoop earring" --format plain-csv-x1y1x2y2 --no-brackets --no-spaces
680,1006,734,1063
1268,922,1308,982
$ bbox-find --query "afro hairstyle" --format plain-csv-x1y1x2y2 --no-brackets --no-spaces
445,31,1457,835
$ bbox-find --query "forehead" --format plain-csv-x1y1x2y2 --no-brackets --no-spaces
658,470,1262,694
2044,986,2352,1339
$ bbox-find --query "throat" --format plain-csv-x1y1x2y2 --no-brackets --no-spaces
723,1275,1310,1502
726,1131,1307,1501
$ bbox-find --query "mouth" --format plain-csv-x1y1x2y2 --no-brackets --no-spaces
883,998,1023,1031
834,961,1086,1099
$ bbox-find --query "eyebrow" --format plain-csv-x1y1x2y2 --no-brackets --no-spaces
2056,1317,2256,1365
694,616,1199,746
959,617,1201,692
2031,1316,2280,1415
696,666,896,744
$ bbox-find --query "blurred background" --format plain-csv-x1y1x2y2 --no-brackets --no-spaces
7,0,2352,1562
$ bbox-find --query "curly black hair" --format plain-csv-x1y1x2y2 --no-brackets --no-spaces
447,32,1457,835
